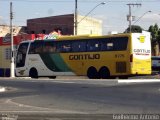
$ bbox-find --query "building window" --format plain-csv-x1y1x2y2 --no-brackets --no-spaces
42,30,46,34
31,31,35,34
5,48,11,60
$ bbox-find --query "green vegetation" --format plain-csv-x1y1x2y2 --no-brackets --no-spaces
124,25,143,33
148,23,160,56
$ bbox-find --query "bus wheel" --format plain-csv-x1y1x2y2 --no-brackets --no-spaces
87,66,99,79
99,67,110,79
29,68,38,78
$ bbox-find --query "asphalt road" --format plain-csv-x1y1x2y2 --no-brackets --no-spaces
0,78,160,119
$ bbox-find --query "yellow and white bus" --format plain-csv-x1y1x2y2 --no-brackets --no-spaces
15,32,151,79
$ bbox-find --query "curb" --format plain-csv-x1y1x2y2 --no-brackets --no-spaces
118,79,160,83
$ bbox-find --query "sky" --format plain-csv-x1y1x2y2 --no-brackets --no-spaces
0,0,160,34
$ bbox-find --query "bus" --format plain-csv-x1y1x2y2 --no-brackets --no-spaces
15,32,151,79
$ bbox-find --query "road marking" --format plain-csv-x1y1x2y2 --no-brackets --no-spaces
0,110,75,113
5,99,84,114
118,79,160,83
53,79,160,84
0,87,5,92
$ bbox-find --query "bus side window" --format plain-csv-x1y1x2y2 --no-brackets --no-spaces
16,43,29,67
28,41,44,54
43,44,51,53
72,41,86,52
57,42,62,52
50,42,56,53
28,43,35,54
87,40,100,52
57,41,71,52
112,37,128,51
107,43,113,50
112,38,125,51
43,41,56,53
35,43,43,53
63,44,71,52
101,37,128,51
50,46,56,53
101,40,113,51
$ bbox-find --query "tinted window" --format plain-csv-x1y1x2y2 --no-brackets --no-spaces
28,37,128,54
57,41,71,52
101,38,113,51
29,41,43,54
43,41,56,53
16,43,29,67
72,40,86,52
87,40,100,51
101,37,128,51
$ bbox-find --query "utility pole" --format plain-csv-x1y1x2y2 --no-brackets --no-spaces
75,0,78,35
127,3,141,33
10,2,15,77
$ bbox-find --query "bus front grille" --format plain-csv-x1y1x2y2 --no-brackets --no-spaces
116,62,126,73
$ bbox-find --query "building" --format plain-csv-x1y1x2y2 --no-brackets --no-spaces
27,14,102,35
0,25,25,37
77,15,102,35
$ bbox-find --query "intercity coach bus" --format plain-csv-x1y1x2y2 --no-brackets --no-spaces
15,32,151,79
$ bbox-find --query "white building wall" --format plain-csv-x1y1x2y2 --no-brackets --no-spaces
0,25,23,37
77,15,102,35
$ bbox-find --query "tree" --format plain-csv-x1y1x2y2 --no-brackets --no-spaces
124,25,143,33
148,24,159,41
148,23,160,56
148,25,154,39
157,30,160,41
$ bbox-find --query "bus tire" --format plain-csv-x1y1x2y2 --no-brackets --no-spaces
29,68,38,78
99,66,110,79
87,66,99,79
